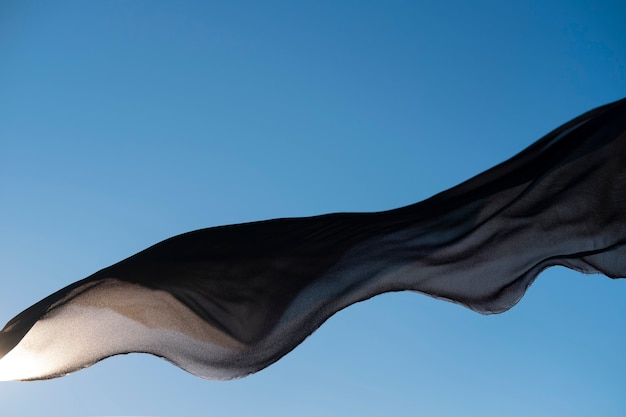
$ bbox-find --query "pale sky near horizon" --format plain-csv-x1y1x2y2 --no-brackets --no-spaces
1,1,625,416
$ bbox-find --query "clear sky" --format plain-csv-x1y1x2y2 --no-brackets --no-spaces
1,1,625,416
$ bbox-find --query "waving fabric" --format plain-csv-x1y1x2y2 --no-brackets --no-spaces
1,98,625,381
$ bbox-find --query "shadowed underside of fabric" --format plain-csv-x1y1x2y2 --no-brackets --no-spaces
1,98,625,381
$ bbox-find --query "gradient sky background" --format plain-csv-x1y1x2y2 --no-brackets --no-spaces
1,1,625,416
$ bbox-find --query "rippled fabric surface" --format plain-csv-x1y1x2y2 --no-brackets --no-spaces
1,98,625,381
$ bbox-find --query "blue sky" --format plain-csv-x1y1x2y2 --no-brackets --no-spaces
1,1,625,416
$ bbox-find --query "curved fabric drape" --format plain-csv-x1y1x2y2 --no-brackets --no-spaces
1,98,625,381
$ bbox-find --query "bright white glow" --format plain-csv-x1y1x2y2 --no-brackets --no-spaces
0,336,56,381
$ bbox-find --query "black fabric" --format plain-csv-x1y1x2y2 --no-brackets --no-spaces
1,97,625,381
